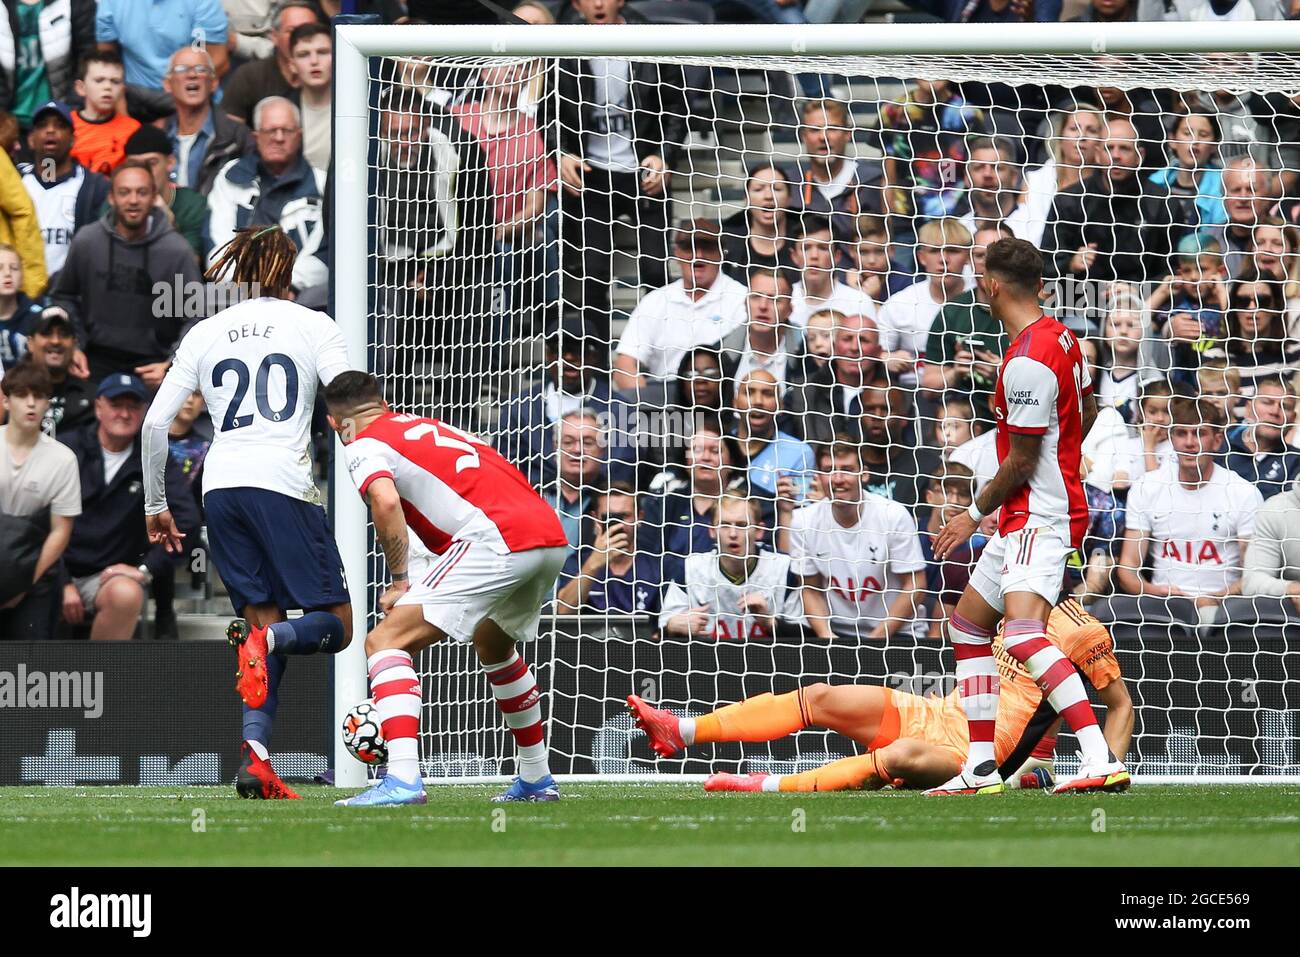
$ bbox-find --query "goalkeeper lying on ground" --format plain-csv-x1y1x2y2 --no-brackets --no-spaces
628,597,1133,792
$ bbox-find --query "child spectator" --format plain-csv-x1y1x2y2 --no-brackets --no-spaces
1094,285,1150,422
844,214,913,301
1113,378,1177,491
875,78,985,232
917,462,980,639
660,494,802,641
0,243,44,372
1149,112,1227,232
934,395,979,461
0,362,80,639
803,309,839,377
1146,231,1229,384
70,51,139,177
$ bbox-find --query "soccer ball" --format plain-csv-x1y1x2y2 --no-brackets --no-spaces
342,699,388,766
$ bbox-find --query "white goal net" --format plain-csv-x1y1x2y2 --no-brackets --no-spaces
332,22,1300,786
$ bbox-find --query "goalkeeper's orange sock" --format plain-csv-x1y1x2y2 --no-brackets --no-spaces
776,752,896,793
688,691,808,745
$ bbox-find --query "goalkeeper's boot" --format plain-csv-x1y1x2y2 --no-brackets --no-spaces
627,694,685,757
1052,755,1130,795
924,760,1005,796
236,742,300,800
227,618,269,709
491,775,560,803
1007,756,1056,791
704,772,770,793
335,774,427,807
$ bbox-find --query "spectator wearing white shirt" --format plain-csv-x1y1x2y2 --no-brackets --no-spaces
877,217,973,388
787,436,926,641
719,266,805,396
661,494,802,641
788,213,877,338
1116,395,1263,609
1020,107,1106,249
612,219,747,396
1112,378,1177,493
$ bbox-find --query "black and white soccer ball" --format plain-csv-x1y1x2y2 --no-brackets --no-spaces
342,699,388,766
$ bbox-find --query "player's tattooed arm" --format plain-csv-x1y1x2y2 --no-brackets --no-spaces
971,430,1042,518
936,431,1041,559
1080,390,1099,442
364,477,409,581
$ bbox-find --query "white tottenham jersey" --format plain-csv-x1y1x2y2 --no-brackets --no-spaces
787,496,926,639
789,281,878,333
1126,461,1262,596
21,163,84,275
142,298,351,512
659,550,803,640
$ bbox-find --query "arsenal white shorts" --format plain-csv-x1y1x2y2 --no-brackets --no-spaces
398,540,568,644
968,526,1071,614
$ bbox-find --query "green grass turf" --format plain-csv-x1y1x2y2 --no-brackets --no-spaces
1,783,1297,866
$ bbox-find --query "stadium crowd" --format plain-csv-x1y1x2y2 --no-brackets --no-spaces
3,0,1300,643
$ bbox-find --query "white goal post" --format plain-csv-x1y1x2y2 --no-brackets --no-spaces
331,21,1300,788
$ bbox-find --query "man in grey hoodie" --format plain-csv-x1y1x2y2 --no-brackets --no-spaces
54,159,203,388
1243,475,1300,614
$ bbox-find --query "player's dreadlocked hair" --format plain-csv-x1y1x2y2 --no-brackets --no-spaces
205,224,299,298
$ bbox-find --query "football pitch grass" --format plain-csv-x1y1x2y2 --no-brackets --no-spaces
2,783,1297,866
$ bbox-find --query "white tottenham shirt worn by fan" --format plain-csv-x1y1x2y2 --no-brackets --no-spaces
1125,461,1263,597
787,495,927,639
659,550,803,641
142,298,351,514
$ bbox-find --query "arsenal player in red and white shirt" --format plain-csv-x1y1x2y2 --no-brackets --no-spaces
929,238,1129,796
325,372,570,807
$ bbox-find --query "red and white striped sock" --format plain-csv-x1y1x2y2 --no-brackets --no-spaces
1002,619,1110,766
950,611,999,772
483,652,551,784
368,649,422,785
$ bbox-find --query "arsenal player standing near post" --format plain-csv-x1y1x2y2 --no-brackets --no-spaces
928,238,1130,795
324,372,570,807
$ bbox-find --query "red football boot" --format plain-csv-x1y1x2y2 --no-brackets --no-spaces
627,694,685,757
236,742,300,800
704,772,770,793
227,618,269,709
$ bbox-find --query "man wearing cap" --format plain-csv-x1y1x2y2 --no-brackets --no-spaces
115,124,210,262
20,100,110,281
24,307,94,435
612,219,748,399
57,372,198,639
54,158,202,386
